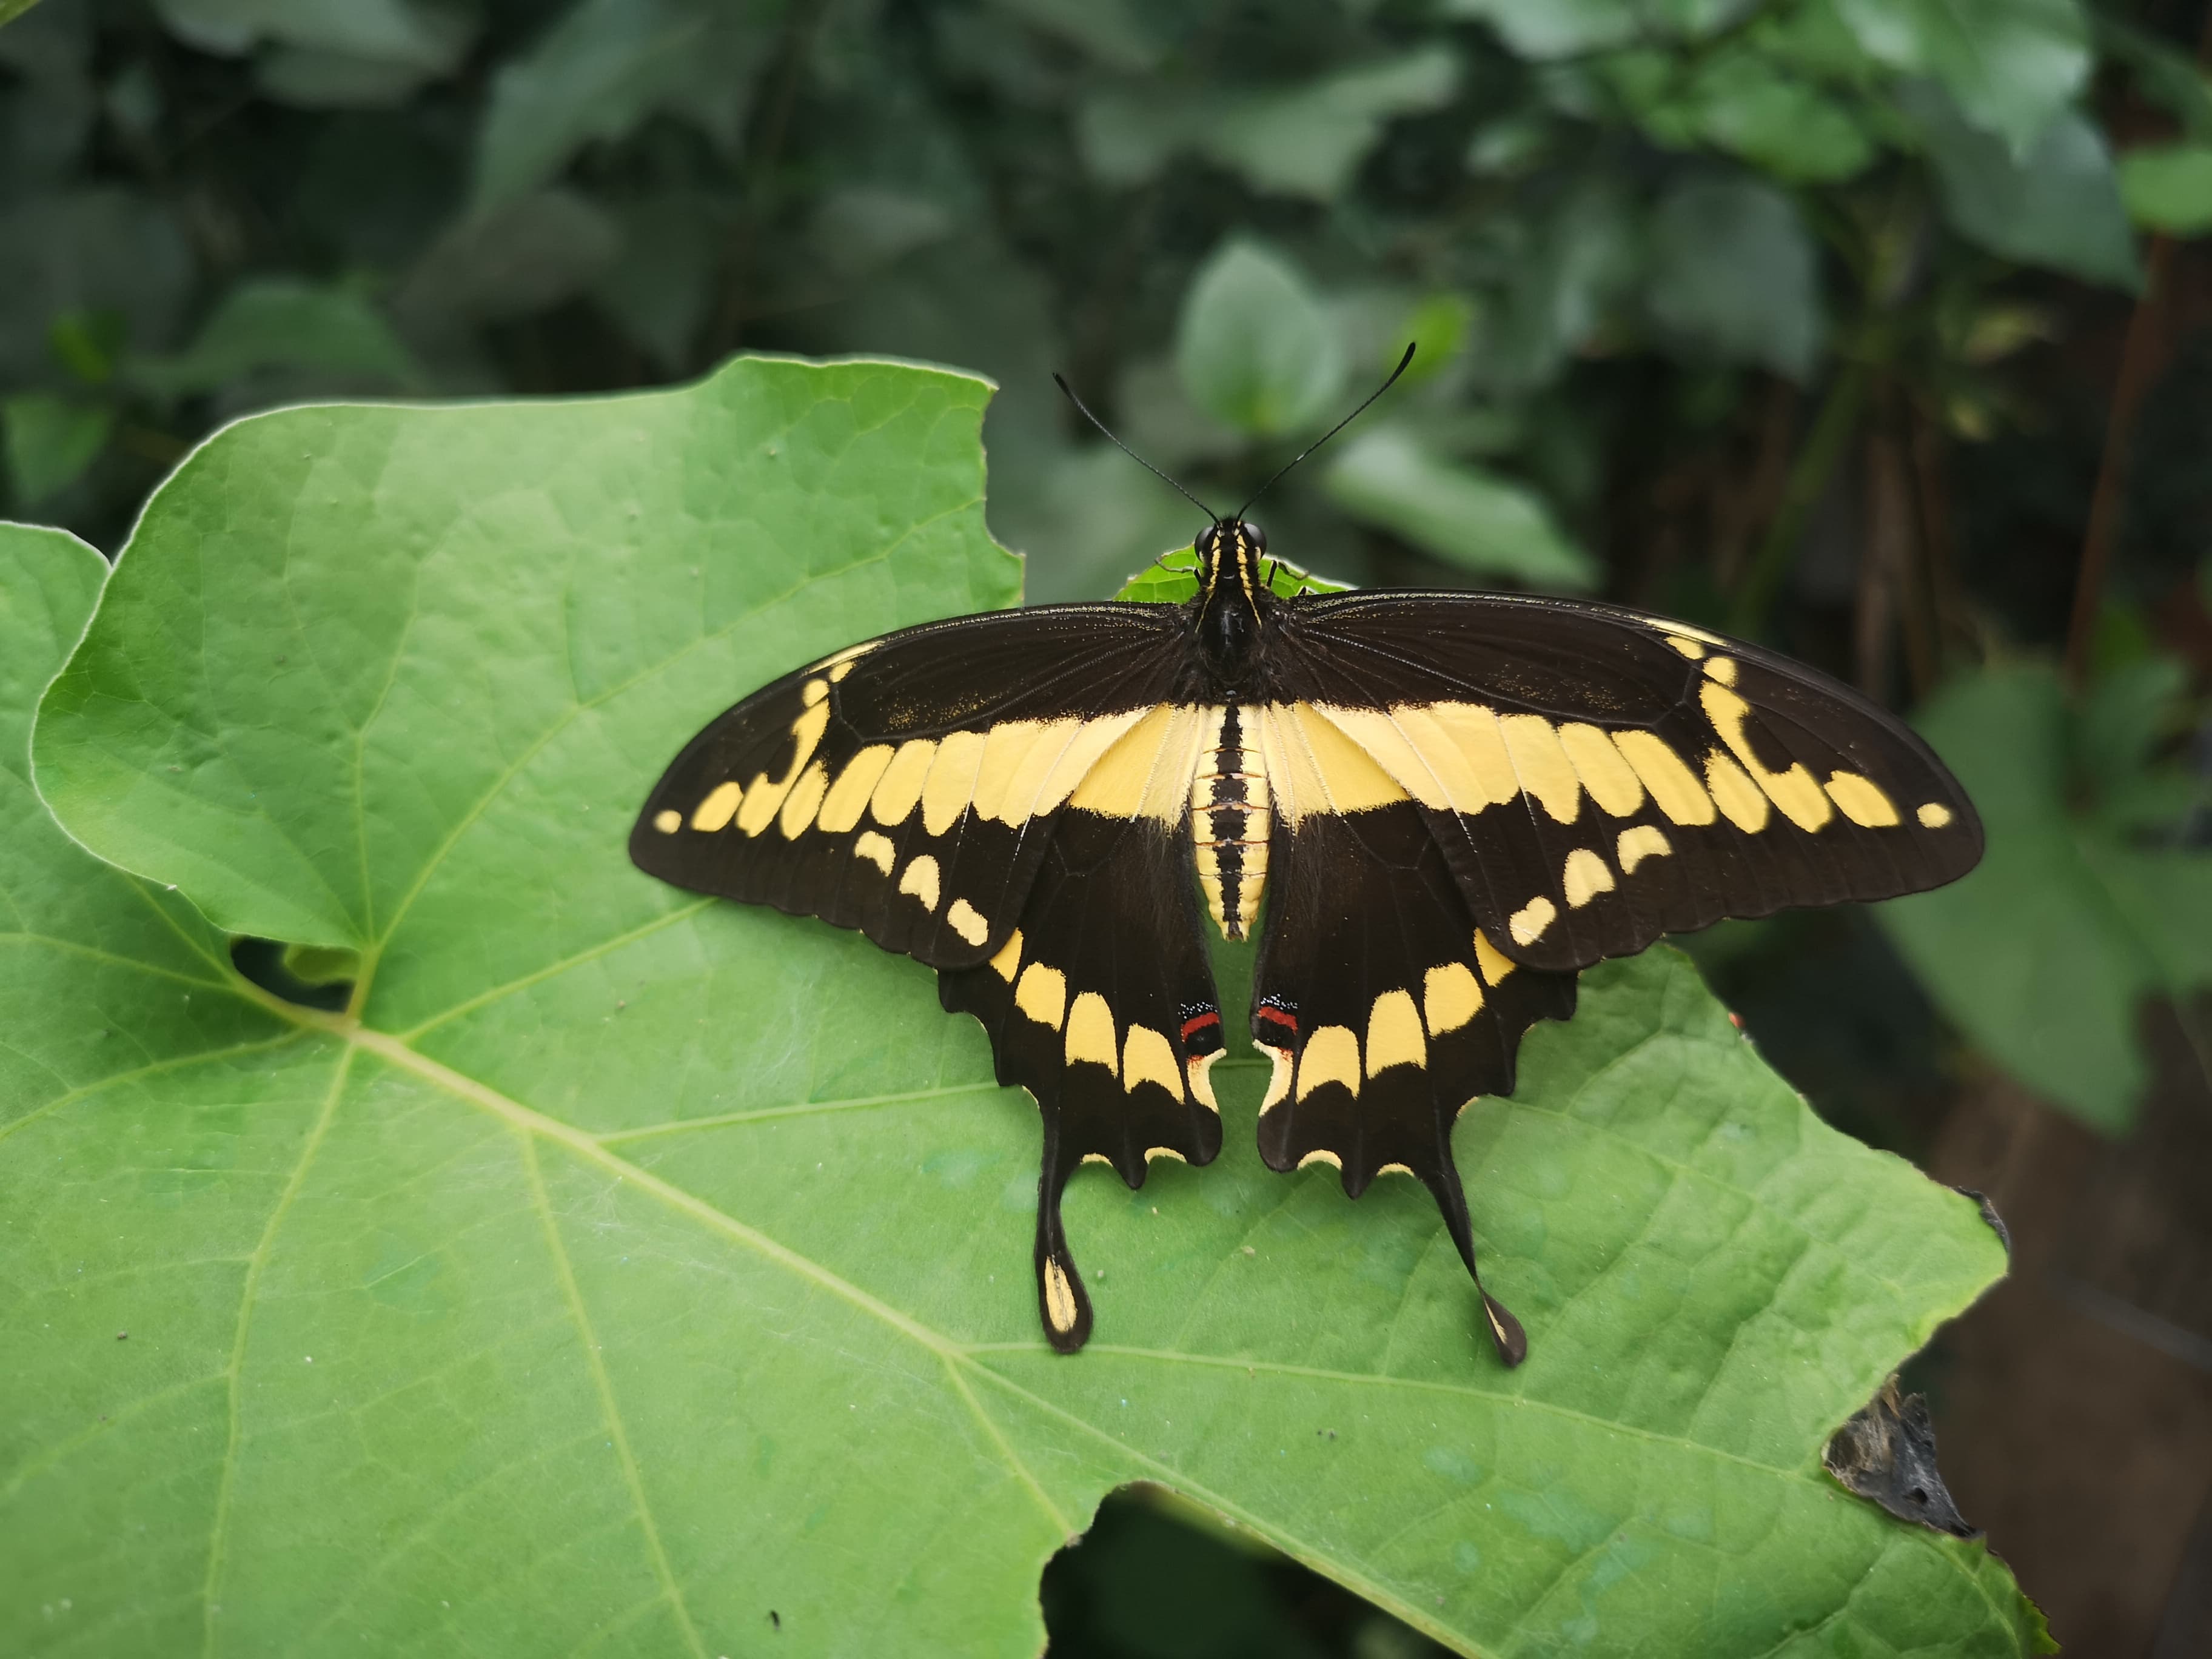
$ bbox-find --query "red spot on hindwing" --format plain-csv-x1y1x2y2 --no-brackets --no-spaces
1180,1010,1222,1043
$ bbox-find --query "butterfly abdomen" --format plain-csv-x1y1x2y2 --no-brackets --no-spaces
1191,702,1271,940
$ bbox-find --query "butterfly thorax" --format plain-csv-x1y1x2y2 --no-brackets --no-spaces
1193,518,1273,689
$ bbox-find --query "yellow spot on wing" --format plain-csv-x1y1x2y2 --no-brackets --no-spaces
969,721,1049,823
1259,1045,1293,1115
988,928,1022,980
1026,711,1150,818
946,897,988,947
1427,703,1521,808
898,854,941,911
1826,771,1900,827
1917,801,1953,828
1146,1147,1187,1164
1298,1149,1342,1170
777,759,830,839
1187,1051,1222,1114
1473,932,1517,986
1259,703,1409,822
1703,750,1769,832
1310,706,1449,809
1122,1025,1181,1097
810,640,879,672
870,739,936,826
801,678,828,706
1500,715,1581,822
737,700,833,836
1067,705,1211,821
1423,962,1481,1034
1612,730,1716,826
1042,1256,1079,1334
853,830,894,874
690,780,744,833
1664,634,1706,660
1064,992,1118,1071
1509,896,1556,945
1296,1026,1361,1101
1616,824,1671,873
1015,963,1066,1028
1561,847,1615,908
827,660,859,683
1558,723,1645,817
818,745,894,833
1703,655,1737,685
1700,680,1831,831
1364,991,1424,1076
652,808,682,834
922,729,988,836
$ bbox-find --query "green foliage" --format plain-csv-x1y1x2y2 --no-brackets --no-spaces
5,361,2039,1655
2,392,110,503
1324,428,1598,589
1880,659,2212,1132
0,0,2165,601
1175,240,1346,439
2119,141,2212,233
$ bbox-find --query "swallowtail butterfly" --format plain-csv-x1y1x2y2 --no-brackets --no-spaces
630,358,1982,1365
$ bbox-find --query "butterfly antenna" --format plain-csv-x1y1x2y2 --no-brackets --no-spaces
1053,372,1219,523
1235,341,1415,521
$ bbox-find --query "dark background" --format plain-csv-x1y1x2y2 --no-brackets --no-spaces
5,1,2210,1652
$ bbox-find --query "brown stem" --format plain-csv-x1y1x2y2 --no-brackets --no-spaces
2065,232,2176,686
1865,392,1938,698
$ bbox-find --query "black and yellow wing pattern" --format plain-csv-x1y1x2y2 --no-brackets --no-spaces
632,526,1982,1366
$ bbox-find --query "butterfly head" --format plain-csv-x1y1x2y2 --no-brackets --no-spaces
1195,518,1267,603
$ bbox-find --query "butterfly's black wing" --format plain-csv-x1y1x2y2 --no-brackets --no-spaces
631,602,1226,1351
1263,592,1982,973
939,810,1224,1351
1242,592,1980,1362
631,602,1190,965
1248,800,1575,1364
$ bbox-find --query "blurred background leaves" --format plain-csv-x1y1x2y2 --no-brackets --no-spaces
4,0,2212,1652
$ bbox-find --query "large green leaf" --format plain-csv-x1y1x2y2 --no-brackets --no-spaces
1832,0,2090,156
1644,176,1824,380
1325,427,1599,590
1879,662,2212,1133
1175,240,1346,438
1905,84,2142,291
12,359,2040,1656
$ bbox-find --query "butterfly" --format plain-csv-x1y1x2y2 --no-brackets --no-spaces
629,358,1982,1366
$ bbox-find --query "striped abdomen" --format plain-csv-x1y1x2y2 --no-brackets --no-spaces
1191,703,1271,940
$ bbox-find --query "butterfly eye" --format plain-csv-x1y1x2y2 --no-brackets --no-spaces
1247,526,1267,555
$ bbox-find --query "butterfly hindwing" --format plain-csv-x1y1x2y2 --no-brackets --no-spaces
1248,800,1577,1362
939,808,1226,1352
1265,592,1983,973
629,603,1190,967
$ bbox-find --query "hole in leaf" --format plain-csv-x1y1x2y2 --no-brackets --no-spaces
1041,1485,1451,1655
231,937,354,1012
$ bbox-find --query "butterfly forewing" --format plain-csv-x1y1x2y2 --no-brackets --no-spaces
1265,592,1983,974
629,603,1190,967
